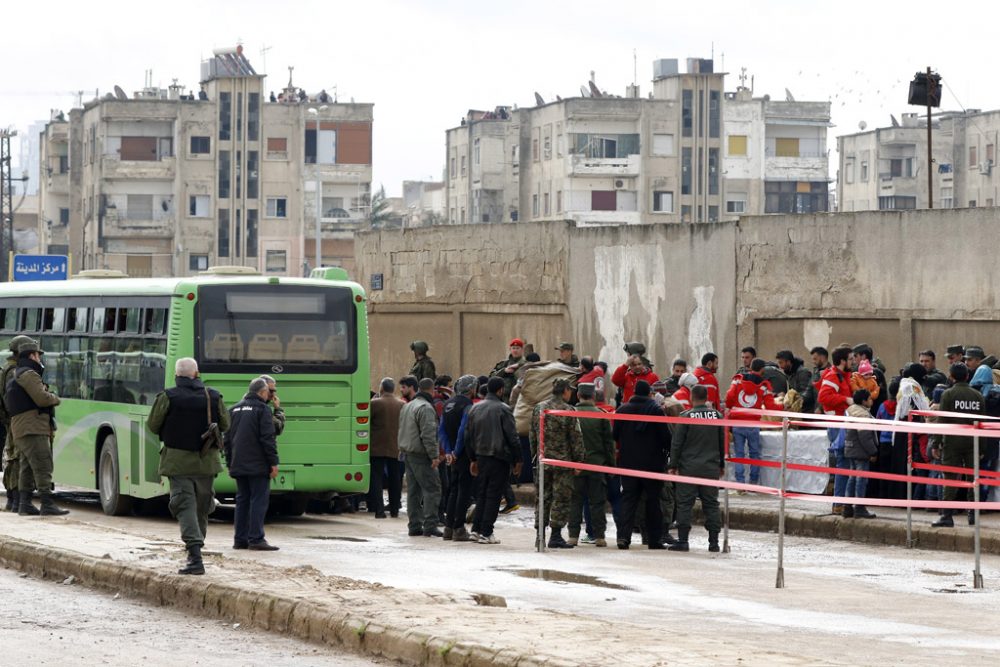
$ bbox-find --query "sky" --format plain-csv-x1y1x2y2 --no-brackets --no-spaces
2,0,998,196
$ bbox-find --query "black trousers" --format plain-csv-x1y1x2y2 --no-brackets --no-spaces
368,456,402,514
617,476,663,545
473,456,509,537
445,456,475,529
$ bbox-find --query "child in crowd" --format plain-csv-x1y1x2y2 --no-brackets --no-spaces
844,389,878,519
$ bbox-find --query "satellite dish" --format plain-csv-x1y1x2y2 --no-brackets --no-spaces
588,81,603,98
534,92,545,106
785,88,795,102
890,114,900,127
113,85,128,101
580,85,590,98
858,121,867,131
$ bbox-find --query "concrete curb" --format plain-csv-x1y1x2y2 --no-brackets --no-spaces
514,483,1000,554
0,535,537,667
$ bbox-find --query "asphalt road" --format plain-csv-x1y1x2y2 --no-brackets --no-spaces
0,565,390,666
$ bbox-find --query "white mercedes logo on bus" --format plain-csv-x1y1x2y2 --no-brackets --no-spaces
272,365,284,374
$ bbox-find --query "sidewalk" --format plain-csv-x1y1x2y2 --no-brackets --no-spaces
512,483,1000,553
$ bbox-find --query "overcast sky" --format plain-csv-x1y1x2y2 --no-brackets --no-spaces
2,0,996,196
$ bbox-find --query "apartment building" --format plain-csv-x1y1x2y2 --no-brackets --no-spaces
38,112,70,254
723,87,831,216
39,46,373,277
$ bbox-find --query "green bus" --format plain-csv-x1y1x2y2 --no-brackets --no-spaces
0,266,371,515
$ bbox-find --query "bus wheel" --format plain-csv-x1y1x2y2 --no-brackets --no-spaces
98,435,133,516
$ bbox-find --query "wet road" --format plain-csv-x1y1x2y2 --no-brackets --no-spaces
0,565,390,666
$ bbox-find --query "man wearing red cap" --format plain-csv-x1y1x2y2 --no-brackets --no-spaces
490,338,527,404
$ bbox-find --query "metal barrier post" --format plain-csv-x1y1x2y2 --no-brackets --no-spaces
776,417,789,589
723,428,731,553
537,411,546,553
906,423,914,548
973,425,983,588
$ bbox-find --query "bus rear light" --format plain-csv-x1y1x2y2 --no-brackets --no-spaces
186,292,195,301
356,403,369,411
354,472,363,481
345,473,352,481
356,444,369,452
355,295,363,303
356,430,368,439
356,416,369,424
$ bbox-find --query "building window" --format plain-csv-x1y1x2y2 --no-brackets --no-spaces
532,138,539,161
532,194,539,217
879,196,917,210
709,91,720,138
247,151,258,199
460,155,466,176
556,190,562,213
766,181,829,214
652,134,675,157
544,136,551,160
265,250,287,273
988,144,995,164
304,127,336,164
726,198,746,213
450,157,456,179
708,148,719,195
189,254,209,271
940,187,953,209
889,158,914,178
218,150,230,198
682,90,693,137
460,208,466,224
844,158,855,184
543,192,550,215
775,138,799,157
189,195,210,217
246,209,258,258
217,208,230,258
653,191,673,213
474,138,480,165
591,191,616,211
248,93,260,141
266,197,287,218
969,200,977,208
219,92,231,141
970,146,978,167
728,135,747,156
266,137,287,159
682,147,692,195
860,161,868,182
708,205,719,222
556,133,564,157
190,136,210,155
59,208,70,225
571,134,640,158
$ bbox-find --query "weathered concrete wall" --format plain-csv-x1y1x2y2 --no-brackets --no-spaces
358,208,1000,389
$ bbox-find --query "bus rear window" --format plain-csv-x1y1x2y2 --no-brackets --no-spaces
197,284,357,374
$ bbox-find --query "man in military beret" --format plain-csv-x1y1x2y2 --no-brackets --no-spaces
529,377,583,549
2,334,35,512
409,341,437,381
6,339,67,516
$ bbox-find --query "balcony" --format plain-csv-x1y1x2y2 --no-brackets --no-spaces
567,154,640,177
46,172,70,195
101,155,176,180
879,174,918,197
569,210,642,226
102,209,174,239
764,150,829,180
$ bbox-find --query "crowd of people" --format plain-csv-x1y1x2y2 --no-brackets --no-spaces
369,338,998,551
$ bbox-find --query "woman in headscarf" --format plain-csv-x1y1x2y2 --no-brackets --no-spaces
886,363,930,499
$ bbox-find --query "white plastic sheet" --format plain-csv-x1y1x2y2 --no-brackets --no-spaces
728,429,831,494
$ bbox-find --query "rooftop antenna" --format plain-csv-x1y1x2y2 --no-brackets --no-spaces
633,48,637,86
738,67,748,89
260,44,272,78
73,90,84,107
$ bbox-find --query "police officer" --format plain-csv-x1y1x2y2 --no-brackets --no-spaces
529,378,583,549
6,339,67,516
147,357,229,574
668,384,725,552
931,362,985,528
409,341,437,381
2,334,34,512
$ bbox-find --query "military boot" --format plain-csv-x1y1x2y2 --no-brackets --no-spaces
178,545,205,575
931,510,954,528
9,490,19,513
4,491,13,512
661,530,678,546
668,527,690,551
17,491,39,516
39,492,69,516
547,527,574,549
708,531,720,552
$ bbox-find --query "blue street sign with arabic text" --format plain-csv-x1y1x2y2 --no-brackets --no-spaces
13,255,69,281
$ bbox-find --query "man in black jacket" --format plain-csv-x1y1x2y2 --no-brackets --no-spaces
613,380,671,550
224,377,279,551
464,377,522,544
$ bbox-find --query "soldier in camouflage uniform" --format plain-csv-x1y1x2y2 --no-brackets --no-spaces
530,378,583,549
2,335,35,512
409,341,437,381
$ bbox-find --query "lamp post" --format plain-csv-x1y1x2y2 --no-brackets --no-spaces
908,68,942,209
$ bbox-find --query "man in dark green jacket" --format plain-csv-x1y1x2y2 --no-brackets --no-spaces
667,385,725,552
148,357,229,574
409,341,437,381
2,334,34,512
932,362,985,528
566,383,615,547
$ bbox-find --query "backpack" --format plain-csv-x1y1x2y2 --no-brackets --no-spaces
984,386,1000,418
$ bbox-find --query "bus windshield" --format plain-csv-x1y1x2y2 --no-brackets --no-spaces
197,283,357,373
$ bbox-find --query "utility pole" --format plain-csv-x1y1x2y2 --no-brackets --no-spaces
0,129,15,281
908,68,941,209
926,67,934,209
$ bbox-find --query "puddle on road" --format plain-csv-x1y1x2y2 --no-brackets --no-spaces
921,569,961,577
493,567,635,591
928,587,976,594
307,535,368,543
